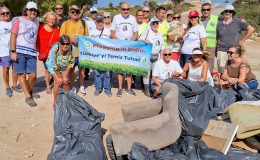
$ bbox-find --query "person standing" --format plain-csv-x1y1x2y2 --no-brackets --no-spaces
166,10,174,23
54,2,67,28
200,3,218,72
154,6,169,47
136,10,147,36
142,6,151,23
37,11,60,94
180,10,207,68
90,15,112,97
139,18,164,96
10,2,40,107
216,4,254,73
0,6,21,97
103,12,112,29
111,2,138,97
60,5,89,95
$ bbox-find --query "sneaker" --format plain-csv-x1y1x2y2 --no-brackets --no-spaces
116,89,123,97
105,90,112,97
12,85,22,93
6,88,13,97
72,87,77,94
25,97,37,107
79,86,86,95
94,90,101,96
126,89,136,96
30,92,40,99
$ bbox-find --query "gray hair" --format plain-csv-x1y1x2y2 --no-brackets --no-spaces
162,47,172,54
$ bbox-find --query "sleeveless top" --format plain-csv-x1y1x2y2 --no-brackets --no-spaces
188,62,214,86
226,61,256,81
16,17,39,56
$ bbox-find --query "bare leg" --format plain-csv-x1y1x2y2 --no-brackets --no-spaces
45,69,51,93
3,67,10,88
11,65,18,87
79,67,85,87
126,74,132,90
118,73,123,89
18,74,31,98
27,73,37,93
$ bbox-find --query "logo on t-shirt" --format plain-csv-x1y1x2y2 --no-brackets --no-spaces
84,41,92,49
122,25,128,31
155,40,160,46
24,27,36,43
210,22,215,27
166,72,171,79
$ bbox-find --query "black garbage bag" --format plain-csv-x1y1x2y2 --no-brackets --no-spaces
235,85,260,101
128,142,189,160
227,146,260,160
48,90,106,160
165,78,236,137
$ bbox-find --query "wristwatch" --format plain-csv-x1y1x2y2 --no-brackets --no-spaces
10,50,16,53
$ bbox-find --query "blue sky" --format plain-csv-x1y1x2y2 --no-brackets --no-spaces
95,0,232,8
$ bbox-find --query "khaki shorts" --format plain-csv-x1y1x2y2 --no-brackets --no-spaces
216,51,228,73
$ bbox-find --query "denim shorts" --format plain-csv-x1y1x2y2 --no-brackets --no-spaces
13,53,37,74
0,56,12,68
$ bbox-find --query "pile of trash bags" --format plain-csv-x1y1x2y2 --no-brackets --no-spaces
48,90,106,160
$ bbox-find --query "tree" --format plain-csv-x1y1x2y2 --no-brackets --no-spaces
171,0,184,8
148,0,157,11
108,2,113,8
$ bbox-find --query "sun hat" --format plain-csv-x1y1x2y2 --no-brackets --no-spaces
192,50,203,55
69,5,80,11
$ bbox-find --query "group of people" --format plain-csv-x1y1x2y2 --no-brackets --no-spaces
0,1,258,107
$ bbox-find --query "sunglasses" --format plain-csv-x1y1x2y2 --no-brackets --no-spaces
70,10,80,14
227,51,235,55
91,11,97,14
173,16,180,20
55,8,63,10
143,10,150,13
224,10,234,13
122,8,130,11
163,53,172,56
190,16,198,19
61,42,70,46
152,22,159,25
202,8,211,11
167,14,173,17
0,12,10,16
104,16,110,19
28,8,37,12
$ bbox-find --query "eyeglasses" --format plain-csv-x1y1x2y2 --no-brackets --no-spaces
173,16,180,20
151,22,159,25
55,8,63,10
202,8,211,11
61,42,70,46
0,12,10,16
190,16,198,19
28,8,37,12
104,16,110,19
143,10,150,13
163,53,172,56
122,8,130,11
224,10,234,14
91,11,97,14
227,51,235,55
70,10,80,14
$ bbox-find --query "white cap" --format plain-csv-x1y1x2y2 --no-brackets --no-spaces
90,7,97,12
26,1,38,9
192,50,203,55
224,4,235,11
150,17,159,23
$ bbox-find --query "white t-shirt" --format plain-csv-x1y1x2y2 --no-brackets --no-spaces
0,21,12,57
153,59,183,83
139,28,164,55
111,14,138,40
181,25,206,55
83,17,96,33
90,27,111,39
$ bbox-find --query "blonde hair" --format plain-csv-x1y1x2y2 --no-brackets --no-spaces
42,11,58,24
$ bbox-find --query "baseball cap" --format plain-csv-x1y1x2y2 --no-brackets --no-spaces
90,7,97,13
95,15,103,21
188,10,199,18
69,5,80,11
192,50,203,55
150,17,159,23
224,4,235,11
166,10,174,15
26,1,38,10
